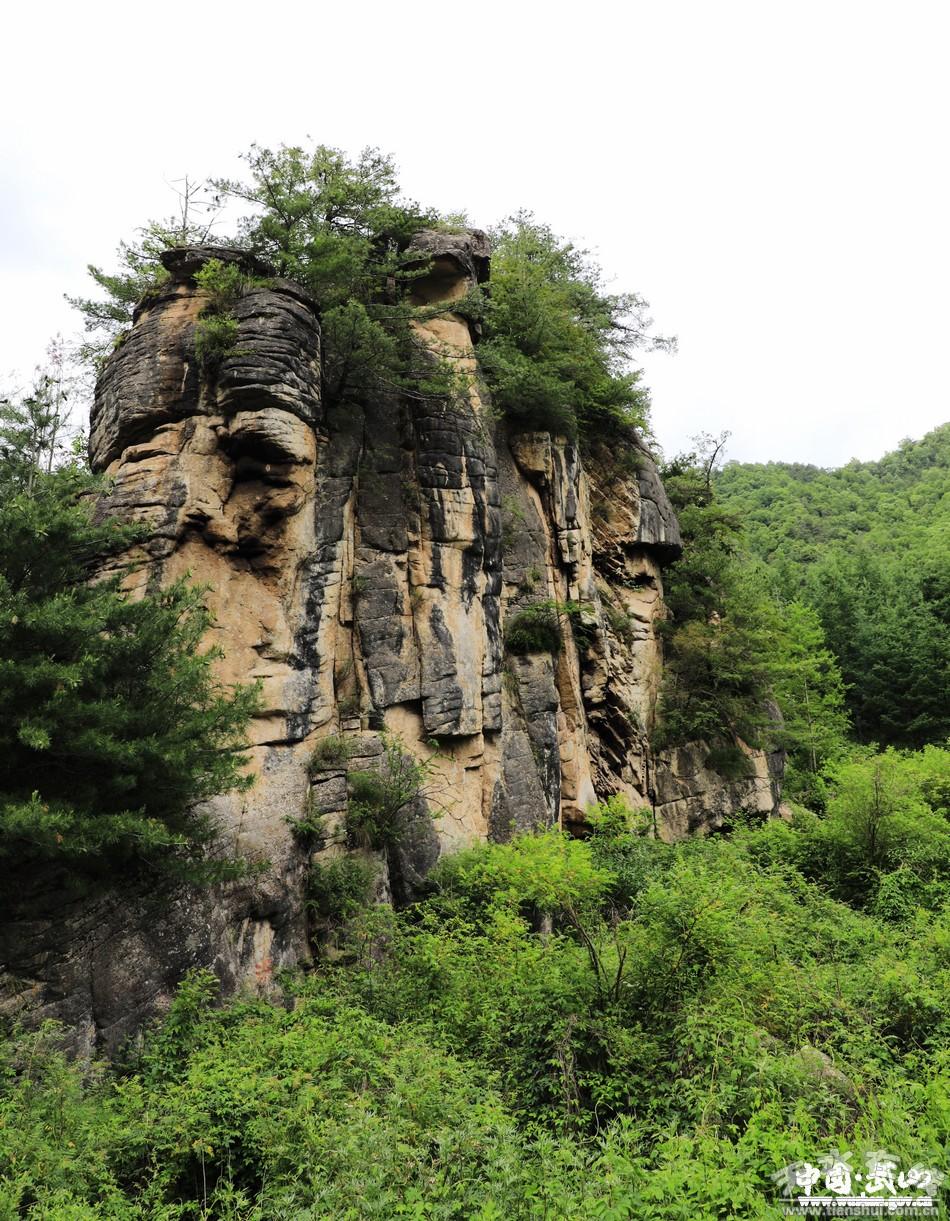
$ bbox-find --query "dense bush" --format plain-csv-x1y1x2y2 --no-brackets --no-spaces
505,601,564,655
477,214,672,441
4,753,950,1216
309,733,355,771
342,734,438,852
192,258,251,369
306,854,377,927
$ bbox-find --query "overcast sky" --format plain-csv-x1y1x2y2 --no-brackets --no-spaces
3,0,948,467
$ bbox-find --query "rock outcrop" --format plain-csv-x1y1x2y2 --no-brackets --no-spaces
0,235,783,1048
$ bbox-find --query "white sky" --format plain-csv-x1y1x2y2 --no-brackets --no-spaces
3,0,948,466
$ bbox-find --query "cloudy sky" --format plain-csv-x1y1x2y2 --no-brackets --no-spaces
3,0,947,466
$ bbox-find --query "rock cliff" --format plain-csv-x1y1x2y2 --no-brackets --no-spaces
0,236,783,1048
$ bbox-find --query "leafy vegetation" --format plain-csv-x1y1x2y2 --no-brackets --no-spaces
505,599,598,657
70,144,670,445
344,734,439,852
0,375,258,872
4,751,950,1217
477,214,673,441
505,601,564,655
209,143,459,409
715,425,950,748
306,854,377,928
66,176,218,367
655,438,850,797
192,258,250,370
309,733,355,771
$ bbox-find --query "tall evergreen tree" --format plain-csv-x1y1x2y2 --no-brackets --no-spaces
656,438,850,787
715,426,950,748
0,383,258,872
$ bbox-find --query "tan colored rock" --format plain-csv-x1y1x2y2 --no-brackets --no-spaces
1,234,783,1044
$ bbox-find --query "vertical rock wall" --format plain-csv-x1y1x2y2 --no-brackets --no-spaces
0,235,782,1046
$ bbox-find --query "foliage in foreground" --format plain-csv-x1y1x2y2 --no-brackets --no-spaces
0,391,258,872
3,747,949,1218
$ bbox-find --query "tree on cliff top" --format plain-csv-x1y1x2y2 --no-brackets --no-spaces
67,176,220,368
211,144,434,307
70,142,673,441
479,214,674,442
211,142,460,406
0,386,259,874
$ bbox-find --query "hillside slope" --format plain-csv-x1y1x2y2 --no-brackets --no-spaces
715,425,950,746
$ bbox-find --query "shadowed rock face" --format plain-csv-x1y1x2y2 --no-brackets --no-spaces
0,234,781,1048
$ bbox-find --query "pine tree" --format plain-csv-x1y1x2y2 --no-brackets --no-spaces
656,439,850,782
0,384,258,872
66,177,220,368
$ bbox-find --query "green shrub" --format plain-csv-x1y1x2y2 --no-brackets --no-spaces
307,855,376,924
344,734,435,851
193,258,249,369
606,604,636,643
194,257,247,311
585,794,652,838
505,602,563,655
193,312,239,368
505,599,597,656
480,214,670,442
432,830,611,920
309,734,355,771
780,748,950,913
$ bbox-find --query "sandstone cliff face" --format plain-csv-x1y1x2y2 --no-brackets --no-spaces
0,237,783,1048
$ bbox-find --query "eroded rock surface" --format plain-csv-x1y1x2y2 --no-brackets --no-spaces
0,234,783,1046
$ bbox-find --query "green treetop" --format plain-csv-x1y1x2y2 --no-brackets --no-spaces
70,142,672,446
477,213,674,442
656,436,850,792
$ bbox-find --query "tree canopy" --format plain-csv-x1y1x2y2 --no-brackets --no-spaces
69,142,672,444
715,425,950,748
477,213,673,441
655,437,850,797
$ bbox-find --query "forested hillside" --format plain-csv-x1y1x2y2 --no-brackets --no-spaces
715,425,950,748
717,425,950,571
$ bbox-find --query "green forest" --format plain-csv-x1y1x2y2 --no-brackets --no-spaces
1,143,949,1218
716,426,950,750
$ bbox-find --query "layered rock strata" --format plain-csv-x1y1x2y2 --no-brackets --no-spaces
0,236,783,1047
